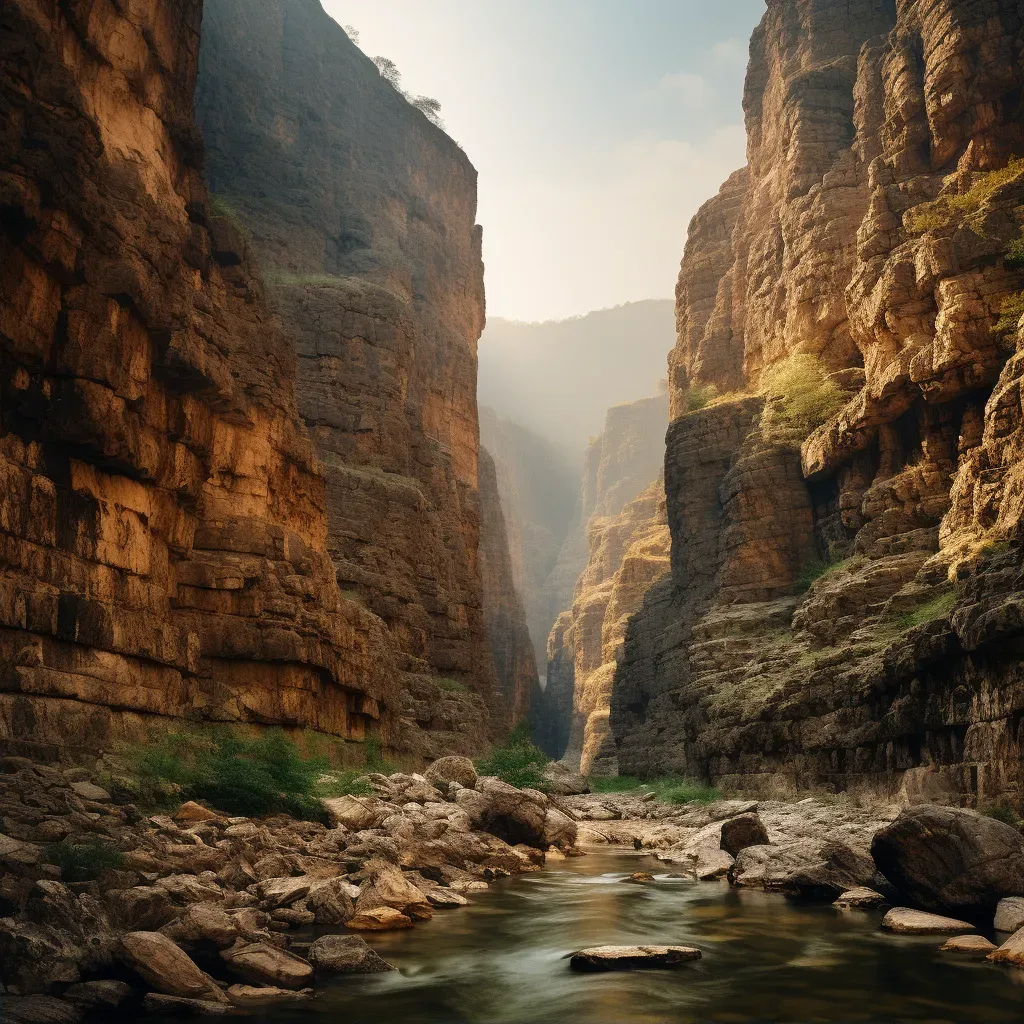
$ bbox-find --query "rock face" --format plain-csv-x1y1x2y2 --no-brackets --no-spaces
536,394,669,766
194,0,507,754
478,449,538,726
611,0,1024,804
479,407,577,671
0,0,399,754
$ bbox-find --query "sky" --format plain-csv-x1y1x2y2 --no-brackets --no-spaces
321,1,766,322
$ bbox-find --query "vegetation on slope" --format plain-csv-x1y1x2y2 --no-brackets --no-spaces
759,353,850,446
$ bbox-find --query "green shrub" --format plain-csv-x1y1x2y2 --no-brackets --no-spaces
905,202,950,234
983,803,1023,830
475,722,550,790
759,353,850,446
589,775,645,793
125,728,329,820
684,381,719,413
993,292,1024,338
1004,236,1024,271
906,159,1024,234
796,555,854,594
662,779,722,805
315,770,373,799
436,677,468,693
46,839,124,882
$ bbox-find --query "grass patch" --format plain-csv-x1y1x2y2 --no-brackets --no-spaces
265,269,348,288
436,677,469,693
892,591,957,631
796,554,857,594
683,381,719,413
993,292,1024,338
475,722,550,790
983,803,1023,831
906,159,1024,234
46,838,124,882
1004,236,1024,271
588,775,721,804
315,770,374,798
759,353,851,447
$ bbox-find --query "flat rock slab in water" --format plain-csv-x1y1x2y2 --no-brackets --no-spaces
940,935,997,956
569,945,702,971
881,908,976,935
835,887,888,910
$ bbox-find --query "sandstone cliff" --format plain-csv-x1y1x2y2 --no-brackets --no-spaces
195,0,513,753
0,0,398,755
537,393,669,764
613,0,1024,806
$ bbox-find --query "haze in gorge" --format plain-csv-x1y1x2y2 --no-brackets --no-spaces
3,2,1024,1023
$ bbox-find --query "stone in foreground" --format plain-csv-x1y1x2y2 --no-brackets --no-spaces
835,888,888,910
142,993,240,1016
988,927,1024,966
880,909,976,935
308,934,396,975
941,935,996,955
994,896,1024,934
227,986,314,1006
220,942,314,990
346,906,414,931
569,945,702,971
119,932,230,1003
0,995,83,1024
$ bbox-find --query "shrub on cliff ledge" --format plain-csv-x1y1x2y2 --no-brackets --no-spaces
46,838,124,882
476,723,550,790
759,353,849,446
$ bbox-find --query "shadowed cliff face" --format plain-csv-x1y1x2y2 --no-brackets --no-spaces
613,0,1024,805
0,0,399,754
195,0,530,753
537,394,669,766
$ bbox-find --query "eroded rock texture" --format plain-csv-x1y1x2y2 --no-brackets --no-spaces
538,394,669,767
0,0,398,754
613,0,1024,804
195,0,517,753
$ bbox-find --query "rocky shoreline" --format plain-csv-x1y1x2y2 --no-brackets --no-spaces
3,757,1024,1021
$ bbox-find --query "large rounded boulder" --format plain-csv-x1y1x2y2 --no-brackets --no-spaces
871,805,1024,917
456,778,548,847
424,756,478,790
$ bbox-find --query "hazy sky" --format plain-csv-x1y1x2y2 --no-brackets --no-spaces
321,1,765,322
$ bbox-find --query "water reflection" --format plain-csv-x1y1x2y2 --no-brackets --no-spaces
150,853,1022,1024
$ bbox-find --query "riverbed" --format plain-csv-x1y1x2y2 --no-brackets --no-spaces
148,850,1024,1024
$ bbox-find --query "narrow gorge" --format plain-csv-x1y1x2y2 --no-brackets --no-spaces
4,0,1024,1021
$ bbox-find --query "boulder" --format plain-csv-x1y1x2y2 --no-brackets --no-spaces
543,808,577,850
256,877,311,909
356,859,433,920
118,931,229,1003
62,981,132,1009
424,756,477,790
322,795,388,831
782,842,882,901
988,927,1024,966
457,779,547,847
625,872,655,884
880,908,976,935
871,806,1024,917
174,802,222,825
307,934,396,974
69,782,110,802
226,985,313,1005
719,813,769,857
220,942,314,990
569,945,702,971
541,763,589,796
994,896,1024,934
160,903,238,951
941,935,997,955
142,993,240,1016
730,839,819,889
834,888,888,910
346,907,414,931
0,995,83,1024
306,878,355,925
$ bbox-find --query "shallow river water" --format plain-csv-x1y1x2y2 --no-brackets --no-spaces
153,852,1022,1024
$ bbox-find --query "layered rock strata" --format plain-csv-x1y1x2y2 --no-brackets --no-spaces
0,0,398,754
537,394,669,764
612,0,1024,805
196,0,514,749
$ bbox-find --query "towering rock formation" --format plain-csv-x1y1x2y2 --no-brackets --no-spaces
613,0,1024,806
195,0,530,753
479,407,577,671
0,0,397,755
538,393,669,766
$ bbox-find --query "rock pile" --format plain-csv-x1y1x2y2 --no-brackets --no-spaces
0,756,576,1021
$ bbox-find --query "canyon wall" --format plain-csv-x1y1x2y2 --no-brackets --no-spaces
612,0,1024,806
195,0,529,753
0,0,398,757
537,393,668,764
479,407,577,671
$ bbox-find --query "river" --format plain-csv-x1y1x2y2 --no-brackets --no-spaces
146,850,1022,1023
